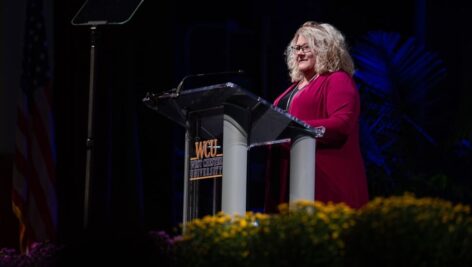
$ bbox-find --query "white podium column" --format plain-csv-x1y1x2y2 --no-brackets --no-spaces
289,135,316,202
222,115,247,215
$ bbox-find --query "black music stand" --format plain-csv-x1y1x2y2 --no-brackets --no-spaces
71,0,144,229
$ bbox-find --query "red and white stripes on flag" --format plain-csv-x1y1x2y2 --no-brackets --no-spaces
12,0,57,252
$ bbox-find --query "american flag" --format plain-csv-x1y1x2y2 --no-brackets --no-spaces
12,0,57,252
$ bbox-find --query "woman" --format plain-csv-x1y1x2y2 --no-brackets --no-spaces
266,21,369,209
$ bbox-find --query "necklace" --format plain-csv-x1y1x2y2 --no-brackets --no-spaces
285,86,298,111
298,74,318,89
285,74,318,110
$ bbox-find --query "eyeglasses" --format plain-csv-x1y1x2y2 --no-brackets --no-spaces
290,44,312,54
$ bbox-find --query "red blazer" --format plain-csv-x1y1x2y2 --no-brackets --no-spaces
267,71,369,209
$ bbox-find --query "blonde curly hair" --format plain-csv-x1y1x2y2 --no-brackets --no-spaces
285,21,355,82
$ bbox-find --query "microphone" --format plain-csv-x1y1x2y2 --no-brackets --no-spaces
142,92,159,110
174,70,245,97
142,70,247,110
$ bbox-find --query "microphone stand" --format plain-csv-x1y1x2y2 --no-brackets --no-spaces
71,0,144,231
83,25,98,229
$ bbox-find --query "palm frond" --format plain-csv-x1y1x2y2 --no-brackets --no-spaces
351,31,447,186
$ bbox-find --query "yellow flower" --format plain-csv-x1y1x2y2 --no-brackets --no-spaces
332,231,339,239
255,213,269,221
278,203,289,213
317,212,329,223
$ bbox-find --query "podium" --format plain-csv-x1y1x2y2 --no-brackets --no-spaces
143,82,324,223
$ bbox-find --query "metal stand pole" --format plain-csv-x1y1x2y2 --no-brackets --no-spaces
83,25,98,229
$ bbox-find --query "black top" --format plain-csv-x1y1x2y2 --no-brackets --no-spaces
277,86,298,111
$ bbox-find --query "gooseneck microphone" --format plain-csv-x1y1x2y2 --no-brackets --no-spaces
142,70,246,111
174,69,245,97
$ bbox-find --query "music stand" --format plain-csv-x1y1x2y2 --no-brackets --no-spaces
71,0,144,229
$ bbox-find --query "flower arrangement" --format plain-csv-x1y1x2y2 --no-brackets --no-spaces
2,194,470,267
170,194,472,267
252,200,354,267
173,211,267,267
0,241,61,267
345,193,472,267
172,201,354,267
